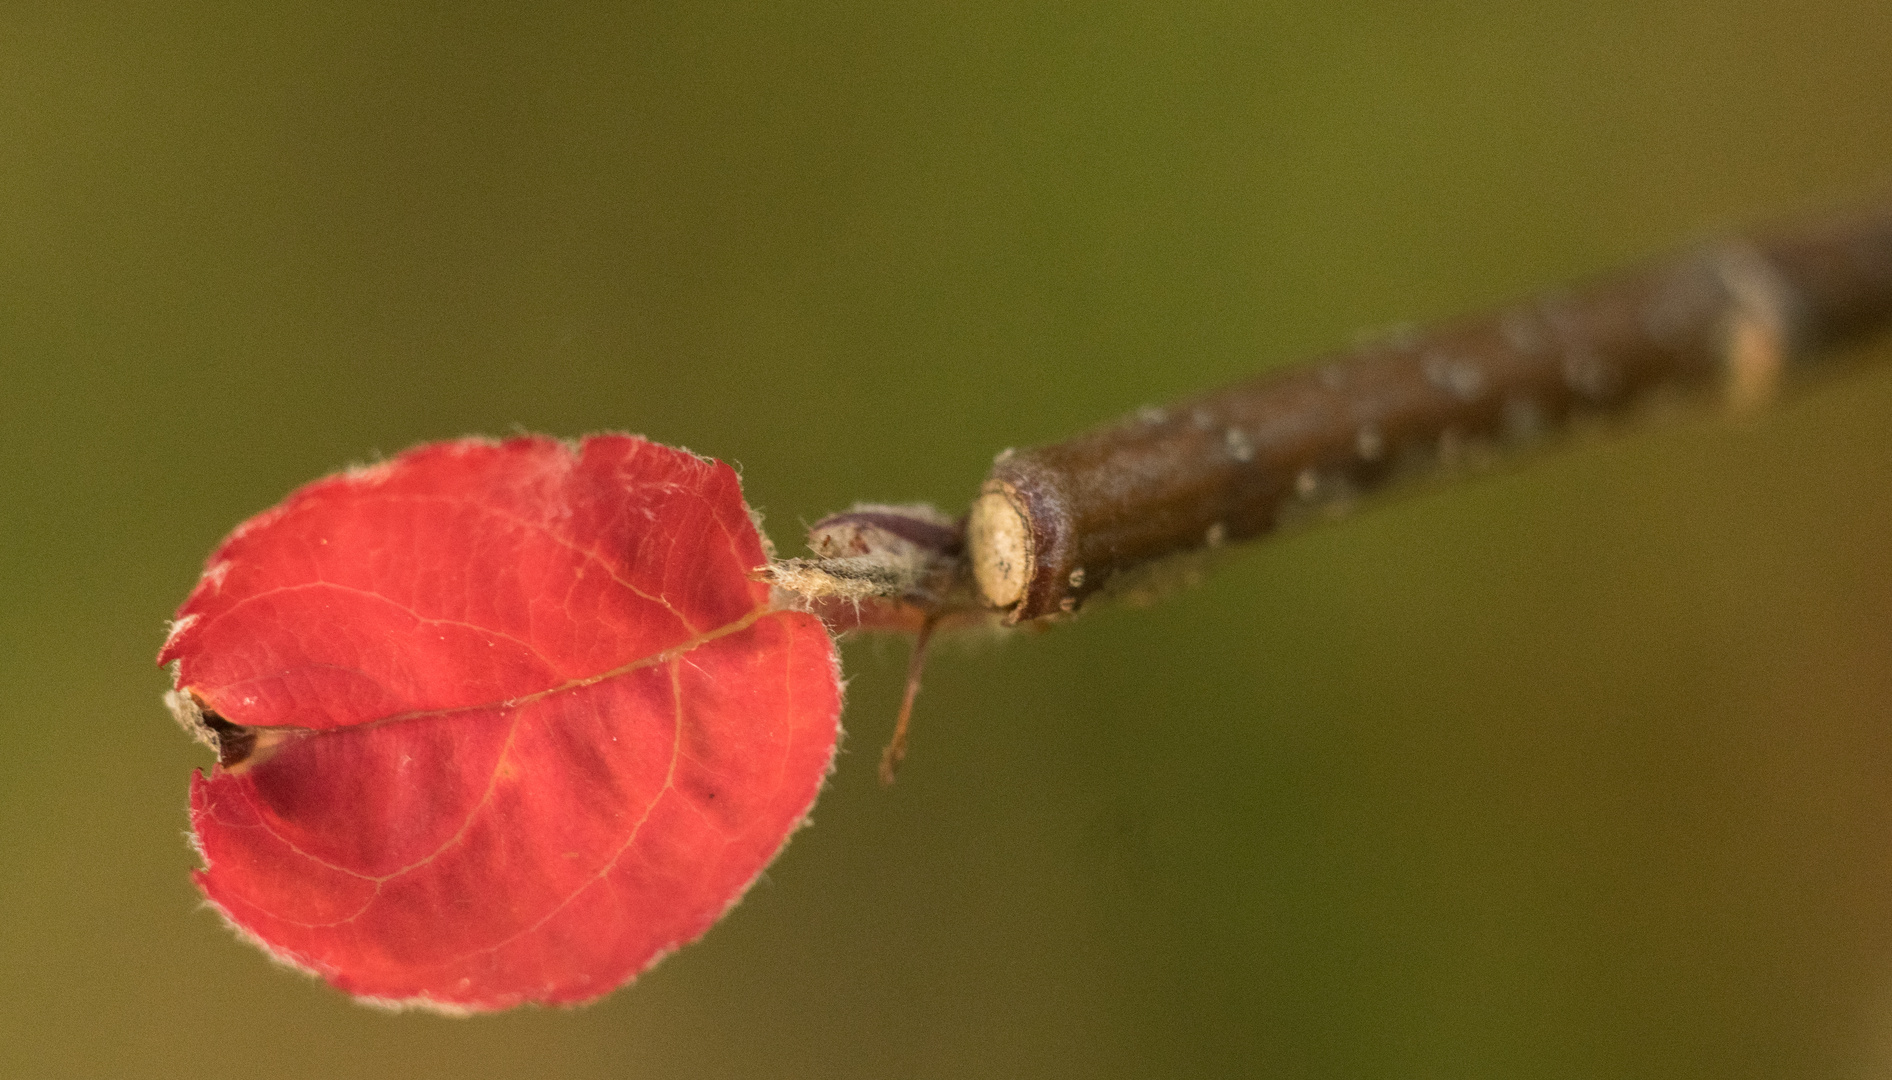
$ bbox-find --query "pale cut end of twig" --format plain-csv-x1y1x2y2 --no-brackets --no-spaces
1712,242,1797,419
968,488,1030,610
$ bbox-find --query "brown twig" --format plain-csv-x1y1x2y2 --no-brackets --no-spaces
767,200,1892,774
969,202,1892,622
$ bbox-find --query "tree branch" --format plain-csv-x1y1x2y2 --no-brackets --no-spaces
968,202,1892,622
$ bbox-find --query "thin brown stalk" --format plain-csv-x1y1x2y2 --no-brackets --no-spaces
878,614,938,785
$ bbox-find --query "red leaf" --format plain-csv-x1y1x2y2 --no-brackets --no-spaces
158,435,841,1013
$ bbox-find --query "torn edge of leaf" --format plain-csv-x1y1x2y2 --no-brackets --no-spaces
163,672,218,756
163,675,303,774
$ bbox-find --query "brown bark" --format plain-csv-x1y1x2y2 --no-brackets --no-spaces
970,203,1892,623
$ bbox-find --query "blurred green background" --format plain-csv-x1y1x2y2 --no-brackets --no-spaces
5,3,1892,1077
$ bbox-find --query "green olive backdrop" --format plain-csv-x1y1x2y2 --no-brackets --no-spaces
6,3,1892,1077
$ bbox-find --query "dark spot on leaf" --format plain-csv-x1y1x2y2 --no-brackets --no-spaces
201,712,256,769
